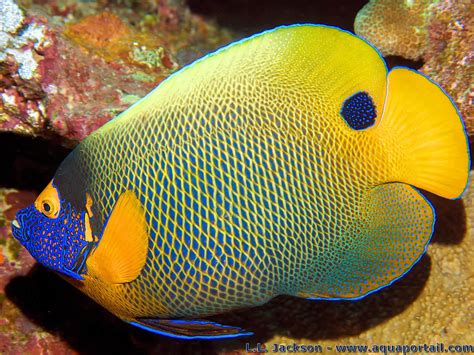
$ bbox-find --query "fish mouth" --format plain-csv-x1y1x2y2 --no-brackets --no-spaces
11,219,21,229
11,217,29,243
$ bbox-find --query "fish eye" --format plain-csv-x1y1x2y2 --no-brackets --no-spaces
34,181,61,219
40,199,58,218
43,202,51,212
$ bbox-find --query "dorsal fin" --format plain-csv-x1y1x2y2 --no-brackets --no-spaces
86,190,148,284
99,25,388,133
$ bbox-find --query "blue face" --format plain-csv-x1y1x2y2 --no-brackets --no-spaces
11,181,95,280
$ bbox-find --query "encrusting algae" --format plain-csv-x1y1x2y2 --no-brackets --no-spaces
63,12,176,71
0,0,231,144
354,0,431,61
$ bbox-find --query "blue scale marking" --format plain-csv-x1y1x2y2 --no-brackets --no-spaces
149,113,295,294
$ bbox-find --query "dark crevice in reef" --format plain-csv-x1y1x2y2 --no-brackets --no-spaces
385,56,424,70
188,0,367,35
0,133,71,191
470,141,473,167
6,255,431,354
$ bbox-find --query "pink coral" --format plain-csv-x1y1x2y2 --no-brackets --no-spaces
0,0,231,145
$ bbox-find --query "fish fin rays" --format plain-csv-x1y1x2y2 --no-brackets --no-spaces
129,318,253,340
299,183,434,300
377,67,469,199
86,190,148,284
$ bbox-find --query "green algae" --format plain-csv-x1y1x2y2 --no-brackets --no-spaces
7,238,21,260
131,71,156,82
130,46,167,69
120,94,142,105
1,235,22,261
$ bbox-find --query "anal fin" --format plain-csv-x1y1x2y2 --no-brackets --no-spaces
130,318,253,340
298,183,434,300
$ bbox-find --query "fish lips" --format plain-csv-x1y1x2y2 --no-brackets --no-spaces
11,212,31,244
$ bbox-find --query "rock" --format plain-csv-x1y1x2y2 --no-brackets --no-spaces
354,0,430,61
0,0,231,145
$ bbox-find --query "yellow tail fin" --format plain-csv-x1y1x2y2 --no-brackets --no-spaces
377,68,470,199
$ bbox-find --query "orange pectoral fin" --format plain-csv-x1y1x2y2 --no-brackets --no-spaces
86,190,148,284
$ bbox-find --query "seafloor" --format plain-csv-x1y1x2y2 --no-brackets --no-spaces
0,0,472,353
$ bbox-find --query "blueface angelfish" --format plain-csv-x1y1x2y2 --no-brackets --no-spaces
11,25,470,339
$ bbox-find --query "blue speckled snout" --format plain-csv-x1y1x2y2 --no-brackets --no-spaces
11,203,92,280
11,204,66,271
11,205,38,244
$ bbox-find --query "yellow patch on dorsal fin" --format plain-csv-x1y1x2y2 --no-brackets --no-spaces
86,190,148,284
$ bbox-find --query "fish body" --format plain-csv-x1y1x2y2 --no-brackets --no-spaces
11,25,469,339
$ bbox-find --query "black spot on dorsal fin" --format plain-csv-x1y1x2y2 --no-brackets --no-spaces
340,91,377,130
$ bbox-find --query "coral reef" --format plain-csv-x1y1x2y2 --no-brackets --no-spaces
0,0,231,144
0,0,47,80
63,12,177,70
355,0,473,137
354,0,430,60
0,0,51,136
0,0,471,352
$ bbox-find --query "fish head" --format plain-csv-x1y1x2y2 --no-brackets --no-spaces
11,179,94,280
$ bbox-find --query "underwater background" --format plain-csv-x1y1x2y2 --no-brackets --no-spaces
0,0,472,353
